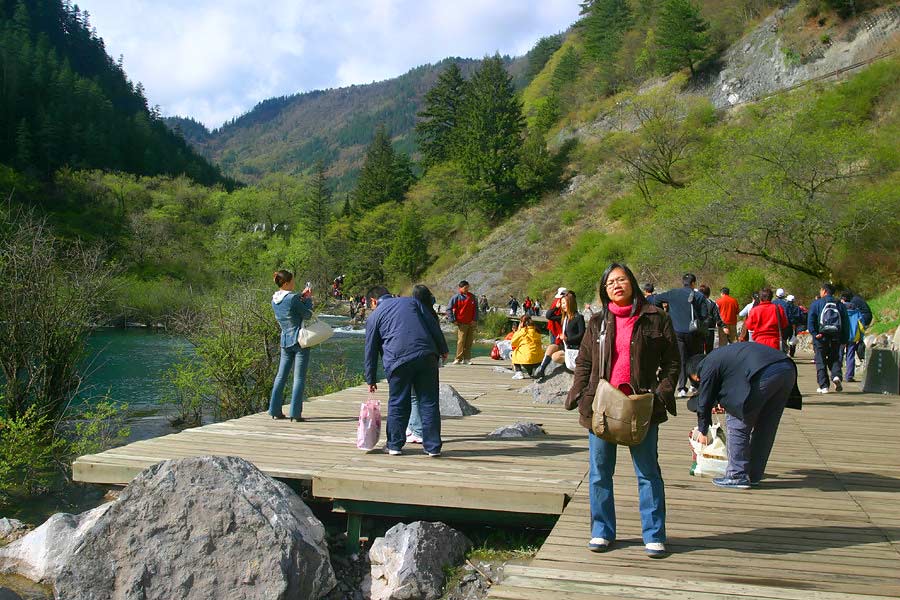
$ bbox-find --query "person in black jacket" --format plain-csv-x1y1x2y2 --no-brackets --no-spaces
651,273,708,396
687,343,801,490
534,291,585,378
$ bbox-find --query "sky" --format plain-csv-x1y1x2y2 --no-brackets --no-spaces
83,1,581,130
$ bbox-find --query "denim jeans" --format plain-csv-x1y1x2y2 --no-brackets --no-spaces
813,337,842,388
387,354,441,454
407,394,423,437
588,424,666,544
844,341,861,380
725,360,795,482
268,344,311,418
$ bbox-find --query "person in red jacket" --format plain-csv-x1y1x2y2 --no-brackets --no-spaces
447,280,479,364
740,287,788,351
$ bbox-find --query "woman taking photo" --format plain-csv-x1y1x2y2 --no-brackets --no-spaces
269,269,314,422
565,263,679,557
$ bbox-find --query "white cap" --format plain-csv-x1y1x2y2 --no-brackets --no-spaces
555,287,568,298
786,294,795,302
776,288,786,298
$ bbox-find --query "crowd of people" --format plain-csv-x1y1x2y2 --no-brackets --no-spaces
265,265,876,559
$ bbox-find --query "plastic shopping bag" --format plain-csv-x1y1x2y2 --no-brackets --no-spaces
496,340,513,360
689,421,728,478
356,393,381,451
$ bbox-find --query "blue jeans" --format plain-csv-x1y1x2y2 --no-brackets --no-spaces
407,394,423,437
387,354,441,454
268,344,311,418
588,424,666,544
844,341,861,380
725,360,795,482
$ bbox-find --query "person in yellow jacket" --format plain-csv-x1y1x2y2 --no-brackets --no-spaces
511,315,544,380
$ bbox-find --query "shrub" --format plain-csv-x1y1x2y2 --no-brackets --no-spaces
478,310,512,339
0,406,69,500
306,357,366,398
162,355,212,428
69,399,131,457
561,209,580,227
725,267,768,304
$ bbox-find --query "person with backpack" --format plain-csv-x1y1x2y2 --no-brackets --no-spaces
698,284,723,354
650,274,708,396
566,263,679,558
840,292,866,383
447,280,479,365
807,283,850,394
784,295,805,357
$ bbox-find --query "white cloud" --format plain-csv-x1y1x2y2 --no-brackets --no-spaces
83,0,579,128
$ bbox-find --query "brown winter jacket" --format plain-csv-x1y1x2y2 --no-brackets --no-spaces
565,301,680,430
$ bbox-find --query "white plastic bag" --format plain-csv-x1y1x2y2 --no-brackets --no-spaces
298,317,334,348
689,421,728,478
496,340,513,360
356,393,381,451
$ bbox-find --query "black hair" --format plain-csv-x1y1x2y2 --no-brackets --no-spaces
698,284,711,298
721,287,730,295
274,270,293,287
683,273,696,286
821,283,835,296
412,284,438,318
642,283,655,294
458,280,469,288
760,287,773,302
686,354,705,378
840,290,853,302
599,263,643,316
367,285,390,300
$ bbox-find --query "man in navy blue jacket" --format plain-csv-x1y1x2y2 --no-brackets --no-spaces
807,283,850,394
365,285,449,457
651,273,708,396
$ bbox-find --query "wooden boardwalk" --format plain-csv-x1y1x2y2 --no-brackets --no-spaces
72,355,900,598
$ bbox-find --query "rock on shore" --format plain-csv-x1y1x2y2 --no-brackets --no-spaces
0,456,336,600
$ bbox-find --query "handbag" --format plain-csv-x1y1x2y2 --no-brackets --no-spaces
590,311,654,446
562,317,579,370
298,317,334,348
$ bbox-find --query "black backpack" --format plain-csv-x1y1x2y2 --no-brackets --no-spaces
819,301,841,337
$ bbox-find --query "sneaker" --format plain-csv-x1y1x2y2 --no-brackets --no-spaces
386,448,402,456
512,372,525,380
846,377,856,383
833,376,843,392
406,433,423,444
712,476,751,490
462,359,472,365
687,386,698,396
452,360,462,365
645,542,668,558
587,538,611,552
676,389,687,398
424,450,441,457
816,387,829,394
749,480,761,488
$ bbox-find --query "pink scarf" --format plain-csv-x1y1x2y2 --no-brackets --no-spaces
608,302,638,387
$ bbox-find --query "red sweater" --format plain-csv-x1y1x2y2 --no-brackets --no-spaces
608,302,638,387
744,301,788,350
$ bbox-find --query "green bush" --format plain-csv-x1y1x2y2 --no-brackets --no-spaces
69,400,131,457
478,310,512,339
561,209,580,227
0,406,69,500
110,275,198,325
725,267,768,304
868,286,900,335
162,355,212,428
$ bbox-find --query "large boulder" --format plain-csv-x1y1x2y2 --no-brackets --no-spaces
520,369,574,405
2,456,335,600
0,520,32,546
487,422,546,439
439,384,479,416
364,522,470,600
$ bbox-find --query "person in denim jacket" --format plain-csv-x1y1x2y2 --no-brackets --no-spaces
269,269,313,421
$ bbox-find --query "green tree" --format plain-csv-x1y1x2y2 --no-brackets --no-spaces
353,125,410,211
385,211,429,280
302,161,332,241
656,0,710,76
526,34,564,80
551,47,582,91
579,0,634,60
416,63,468,169
455,55,526,220
514,129,556,201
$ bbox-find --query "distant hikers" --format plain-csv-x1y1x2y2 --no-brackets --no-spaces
697,284,723,354
479,294,490,314
840,291,866,383
447,280,479,365
567,263,679,558
807,283,850,394
365,285,449,457
269,270,314,422
507,295,519,316
688,343,801,490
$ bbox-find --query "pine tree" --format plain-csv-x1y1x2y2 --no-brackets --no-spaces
551,47,582,91
579,0,634,61
416,63,467,169
526,34,564,80
455,55,525,220
15,120,33,169
353,125,398,211
303,161,332,241
656,0,709,76
385,211,429,280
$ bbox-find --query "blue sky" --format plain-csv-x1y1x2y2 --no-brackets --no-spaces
84,1,581,129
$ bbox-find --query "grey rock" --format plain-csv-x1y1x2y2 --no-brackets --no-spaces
0,588,24,600
0,504,111,584
520,369,574,405
0,520,31,546
492,366,515,375
19,455,335,600
487,422,546,439
364,521,471,600
439,384,480,416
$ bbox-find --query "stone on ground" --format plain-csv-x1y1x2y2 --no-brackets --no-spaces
2,456,335,600
487,422,546,439
364,521,470,600
439,384,479,416
0,520,31,546
520,368,573,405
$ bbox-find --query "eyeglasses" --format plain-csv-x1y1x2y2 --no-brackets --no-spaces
605,277,630,289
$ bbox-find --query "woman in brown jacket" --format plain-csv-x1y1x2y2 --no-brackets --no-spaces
566,263,680,557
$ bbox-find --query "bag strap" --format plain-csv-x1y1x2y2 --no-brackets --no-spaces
598,308,607,379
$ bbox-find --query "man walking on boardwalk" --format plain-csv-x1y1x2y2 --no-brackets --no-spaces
808,283,850,394
716,287,739,347
365,285,449,457
447,280,478,365
651,273,708,396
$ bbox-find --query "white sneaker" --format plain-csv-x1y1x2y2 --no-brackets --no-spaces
386,448,402,456
677,389,687,398
462,359,472,365
832,376,843,392
645,542,668,558
817,387,829,394
587,537,611,552
512,372,525,380
452,360,462,365
687,386,698,395
406,433,423,444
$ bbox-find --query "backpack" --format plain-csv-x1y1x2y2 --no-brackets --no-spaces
819,301,841,337
847,309,864,343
